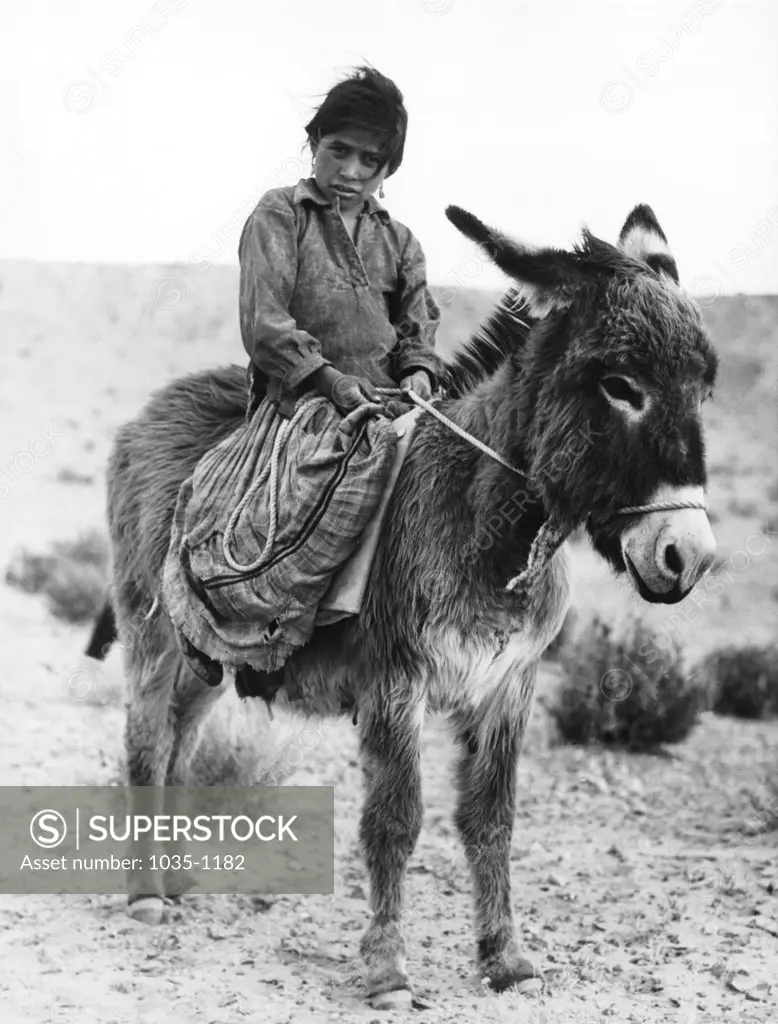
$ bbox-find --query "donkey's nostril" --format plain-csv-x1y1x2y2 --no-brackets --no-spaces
663,542,684,577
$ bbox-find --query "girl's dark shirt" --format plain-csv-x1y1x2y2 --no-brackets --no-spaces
238,177,446,413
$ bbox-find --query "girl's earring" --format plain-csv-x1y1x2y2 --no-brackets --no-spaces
379,181,385,198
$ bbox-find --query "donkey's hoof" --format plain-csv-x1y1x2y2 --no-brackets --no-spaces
515,976,543,995
164,868,198,899
360,919,412,1010
367,986,413,1011
127,895,165,926
483,955,543,994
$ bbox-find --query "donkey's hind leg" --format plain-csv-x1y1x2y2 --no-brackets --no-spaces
453,675,541,994
123,641,186,924
165,667,226,786
162,667,227,898
357,697,425,1010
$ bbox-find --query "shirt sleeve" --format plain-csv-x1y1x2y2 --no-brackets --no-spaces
389,230,448,389
238,200,331,390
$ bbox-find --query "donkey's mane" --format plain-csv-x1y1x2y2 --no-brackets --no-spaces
444,287,533,399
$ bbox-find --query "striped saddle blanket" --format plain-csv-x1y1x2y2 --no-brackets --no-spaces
161,395,401,675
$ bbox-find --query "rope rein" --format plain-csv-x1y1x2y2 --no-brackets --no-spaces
376,388,525,476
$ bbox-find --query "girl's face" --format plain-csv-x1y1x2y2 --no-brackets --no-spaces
312,129,388,214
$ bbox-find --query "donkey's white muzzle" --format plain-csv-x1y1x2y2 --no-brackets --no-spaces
621,485,716,603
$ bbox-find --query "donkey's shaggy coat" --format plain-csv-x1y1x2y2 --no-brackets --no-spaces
104,204,717,1007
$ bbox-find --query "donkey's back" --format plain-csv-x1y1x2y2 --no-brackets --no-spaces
107,364,247,626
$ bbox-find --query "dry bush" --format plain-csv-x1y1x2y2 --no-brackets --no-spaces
695,643,778,720
56,467,95,485
5,551,58,594
5,529,109,623
743,783,778,834
189,693,292,788
726,497,759,518
550,612,709,752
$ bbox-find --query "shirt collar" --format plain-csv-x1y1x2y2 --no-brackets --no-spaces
293,177,390,220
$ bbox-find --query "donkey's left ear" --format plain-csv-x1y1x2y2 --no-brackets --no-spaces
618,204,679,283
446,205,584,318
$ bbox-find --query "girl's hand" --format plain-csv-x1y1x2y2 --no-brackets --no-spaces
309,366,380,415
330,374,380,414
400,370,433,401
329,374,386,435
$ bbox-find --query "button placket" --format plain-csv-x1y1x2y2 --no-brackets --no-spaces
331,206,370,286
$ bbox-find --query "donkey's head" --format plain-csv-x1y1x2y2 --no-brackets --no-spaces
447,203,718,604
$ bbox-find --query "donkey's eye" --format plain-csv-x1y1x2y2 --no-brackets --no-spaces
600,375,644,411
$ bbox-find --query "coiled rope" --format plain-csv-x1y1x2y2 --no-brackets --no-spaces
221,401,311,574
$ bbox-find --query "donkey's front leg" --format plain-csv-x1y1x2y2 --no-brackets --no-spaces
357,699,424,1010
454,689,541,994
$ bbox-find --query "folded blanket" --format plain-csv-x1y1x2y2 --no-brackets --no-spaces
161,394,398,674
316,405,421,625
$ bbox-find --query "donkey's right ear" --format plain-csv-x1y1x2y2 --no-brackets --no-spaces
618,204,679,282
445,205,582,318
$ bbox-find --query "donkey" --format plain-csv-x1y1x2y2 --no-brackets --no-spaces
101,203,717,1008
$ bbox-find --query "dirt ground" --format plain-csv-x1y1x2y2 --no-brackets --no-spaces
1,264,776,1022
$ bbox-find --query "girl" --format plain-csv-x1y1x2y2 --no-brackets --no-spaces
229,66,447,701
238,65,447,422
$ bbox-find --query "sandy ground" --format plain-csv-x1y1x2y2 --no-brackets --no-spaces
1,265,777,1022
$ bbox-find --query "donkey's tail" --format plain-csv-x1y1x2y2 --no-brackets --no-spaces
85,595,118,660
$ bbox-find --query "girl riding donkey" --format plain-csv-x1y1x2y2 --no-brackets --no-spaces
199,66,448,699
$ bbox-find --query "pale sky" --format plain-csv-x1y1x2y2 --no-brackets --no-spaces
2,0,777,295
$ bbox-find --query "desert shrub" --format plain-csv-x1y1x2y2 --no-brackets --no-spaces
695,643,778,720
550,613,708,751
190,701,290,788
5,529,109,624
742,782,778,834
56,467,94,485
5,551,58,593
726,497,759,517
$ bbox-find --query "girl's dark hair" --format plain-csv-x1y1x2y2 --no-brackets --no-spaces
304,66,408,177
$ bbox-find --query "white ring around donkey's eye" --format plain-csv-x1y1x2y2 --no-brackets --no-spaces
599,375,645,412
